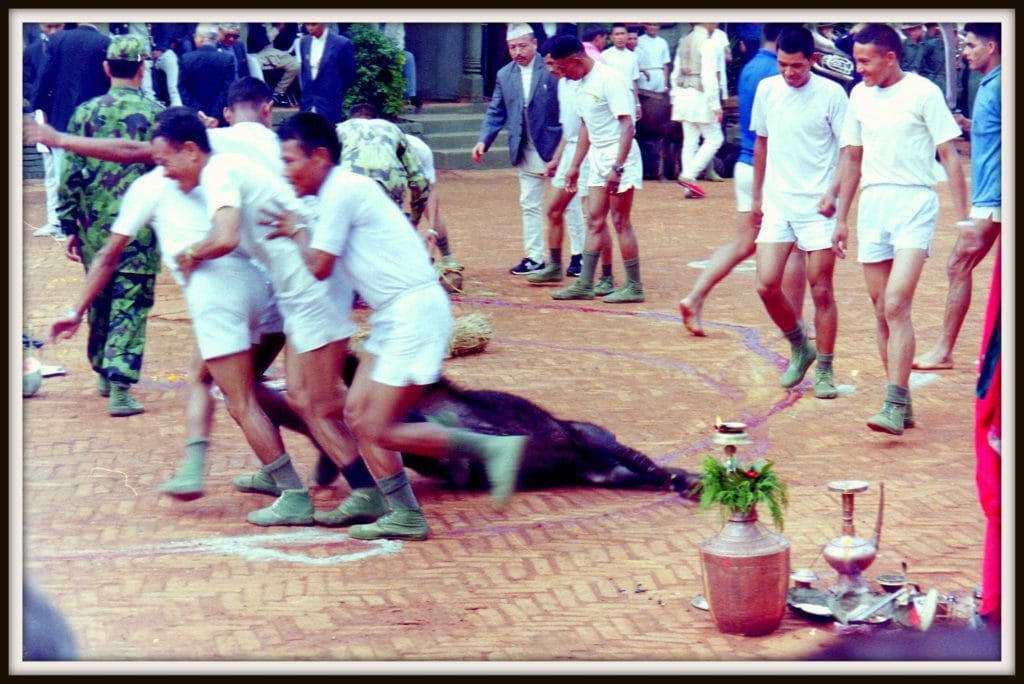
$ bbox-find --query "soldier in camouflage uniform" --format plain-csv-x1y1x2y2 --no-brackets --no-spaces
335,102,430,224
58,34,164,416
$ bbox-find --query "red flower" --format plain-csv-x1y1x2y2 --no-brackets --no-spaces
744,469,759,478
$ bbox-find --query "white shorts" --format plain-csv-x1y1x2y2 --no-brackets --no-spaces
733,161,753,212
970,205,1002,223
184,254,280,360
552,142,591,198
756,212,836,252
587,141,643,193
363,283,451,387
857,185,938,263
275,268,357,355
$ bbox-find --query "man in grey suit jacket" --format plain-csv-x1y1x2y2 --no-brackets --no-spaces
473,23,561,275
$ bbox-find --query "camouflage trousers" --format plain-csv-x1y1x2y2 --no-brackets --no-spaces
86,271,155,385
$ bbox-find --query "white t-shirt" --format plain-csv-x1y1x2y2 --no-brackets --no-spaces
111,167,212,286
708,27,730,99
636,33,670,93
752,73,848,219
557,77,582,142
209,122,283,175
575,62,635,149
841,73,962,189
199,152,316,298
602,46,640,86
404,135,436,186
309,167,438,311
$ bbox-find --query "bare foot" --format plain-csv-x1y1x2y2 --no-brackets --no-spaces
679,298,706,337
912,350,954,371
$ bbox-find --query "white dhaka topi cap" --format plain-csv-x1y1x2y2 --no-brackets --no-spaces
506,23,533,40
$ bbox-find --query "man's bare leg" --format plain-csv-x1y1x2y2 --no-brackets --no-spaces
756,241,816,388
914,219,1000,370
528,187,576,283
865,249,927,435
603,189,644,303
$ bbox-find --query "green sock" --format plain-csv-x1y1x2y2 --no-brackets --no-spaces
264,453,304,490
783,326,806,349
816,353,834,373
435,235,451,256
623,257,641,284
885,383,910,406
378,470,421,511
601,263,613,279
184,437,209,461
579,250,600,285
549,247,562,266
340,459,377,490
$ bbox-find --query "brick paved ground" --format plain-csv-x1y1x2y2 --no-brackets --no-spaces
17,161,1006,673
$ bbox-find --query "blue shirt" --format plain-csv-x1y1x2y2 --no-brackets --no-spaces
970,65,1001,207
737,48,778,165
736,23,762,42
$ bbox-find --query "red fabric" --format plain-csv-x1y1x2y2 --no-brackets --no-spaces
974,247,1001,619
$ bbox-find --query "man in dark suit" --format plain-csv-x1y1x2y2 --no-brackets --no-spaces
30,22,108,239
472,23,562,275
178,23,236,125
298,22,356,126
216,23,250,81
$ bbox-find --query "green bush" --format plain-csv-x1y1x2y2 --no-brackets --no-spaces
343,24,407,120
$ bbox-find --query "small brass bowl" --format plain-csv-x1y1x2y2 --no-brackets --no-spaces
876,573,908,593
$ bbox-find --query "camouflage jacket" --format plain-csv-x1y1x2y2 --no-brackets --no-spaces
336,117,429,224
59,85,164,274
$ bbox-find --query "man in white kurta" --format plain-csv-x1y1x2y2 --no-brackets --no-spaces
669,23,724,197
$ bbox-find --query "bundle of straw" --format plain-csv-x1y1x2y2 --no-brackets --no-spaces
437,264,464,295
348,312,492,359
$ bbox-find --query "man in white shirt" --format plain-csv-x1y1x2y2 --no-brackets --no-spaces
269,112,529,541
636,23,671,95
750,27,848,398
670,23,724,198
602,24,643,122
834,24,969,435
547,36,646,304
525,48,588,284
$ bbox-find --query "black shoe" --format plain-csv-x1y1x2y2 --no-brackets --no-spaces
566,254,582,277
272,93,291,108
23,334,44,349
510,258,544,275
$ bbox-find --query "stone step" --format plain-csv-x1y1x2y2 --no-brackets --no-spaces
400,111,492,135
416,129,503,149
433,146,510,171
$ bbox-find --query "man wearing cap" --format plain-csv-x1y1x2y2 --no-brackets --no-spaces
900,22,944,92
472,23,562,276
57,34,164,416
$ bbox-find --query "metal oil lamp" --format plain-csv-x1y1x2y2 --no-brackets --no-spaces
822,480,885,595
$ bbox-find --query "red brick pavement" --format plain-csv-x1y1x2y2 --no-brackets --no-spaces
16,166,1006,672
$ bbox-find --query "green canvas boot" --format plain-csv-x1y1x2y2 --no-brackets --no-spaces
439,255,464,271
593,275,616,296
526,262,564,284
109,383,144,417
313,488,388,527
348,508,430,541
602,280,645,303
780,339,817,388
233,470,283,496
479,435,528,510
158,454,206,498
904,402,916,429
866,402,907,436
96,373,111,397
552,280,595,300
246,488,314,526
813,367,838,399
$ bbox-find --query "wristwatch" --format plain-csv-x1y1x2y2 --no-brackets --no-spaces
611,164,625,175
